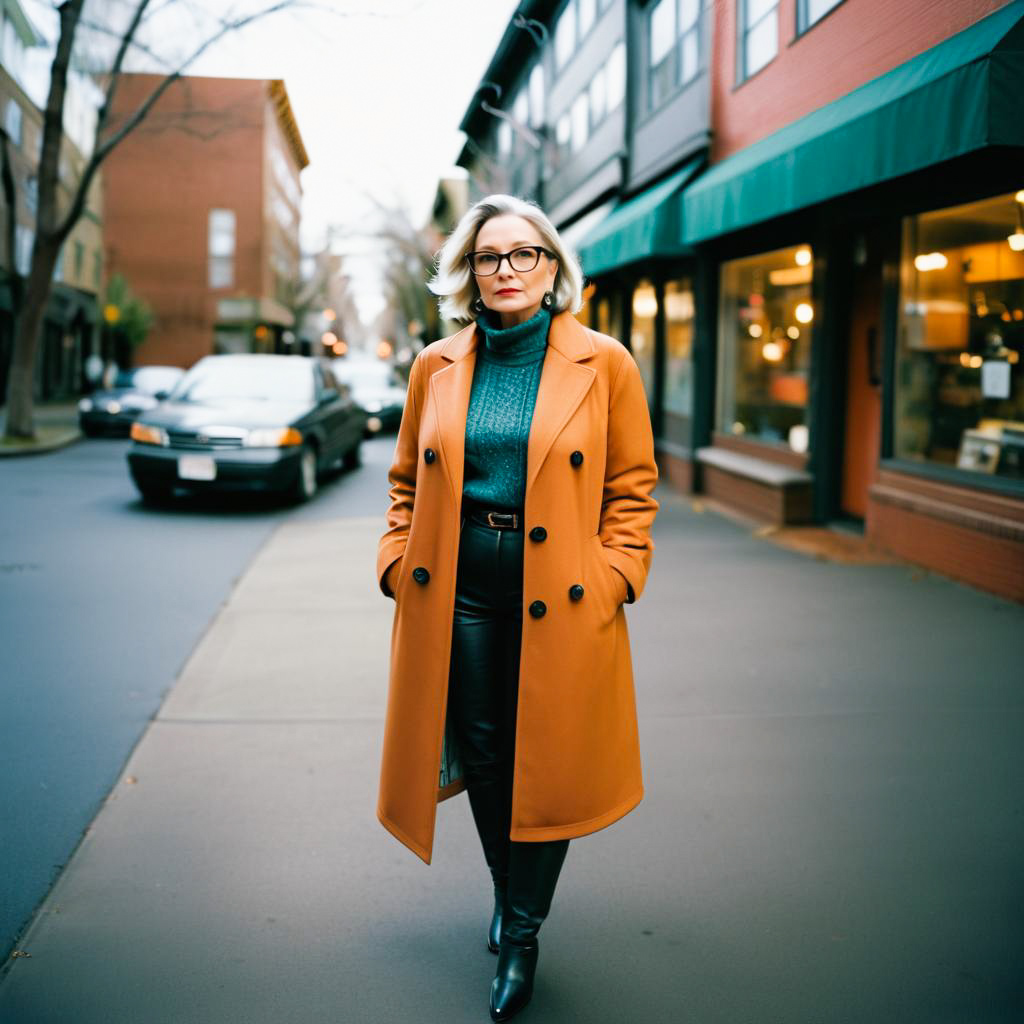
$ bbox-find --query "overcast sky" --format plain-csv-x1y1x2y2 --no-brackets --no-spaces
24,0,519,324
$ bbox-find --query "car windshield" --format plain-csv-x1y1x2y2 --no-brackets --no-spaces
114,367,183,394
168,358,313,403
333,359,401,389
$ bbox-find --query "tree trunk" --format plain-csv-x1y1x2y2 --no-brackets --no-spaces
4,236,62,438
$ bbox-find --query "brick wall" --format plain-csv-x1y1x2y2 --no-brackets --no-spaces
710,0,1012,161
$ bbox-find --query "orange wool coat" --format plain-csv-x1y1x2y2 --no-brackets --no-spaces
376,311,659,864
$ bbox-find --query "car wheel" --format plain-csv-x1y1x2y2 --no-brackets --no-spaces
292,444,318,503
342,442,362,471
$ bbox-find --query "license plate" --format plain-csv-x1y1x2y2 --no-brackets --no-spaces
178,455,216,481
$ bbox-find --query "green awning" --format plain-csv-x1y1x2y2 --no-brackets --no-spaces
578,156,703,276
683,1,1024,243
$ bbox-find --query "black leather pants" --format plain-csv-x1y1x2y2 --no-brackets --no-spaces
448,512,570,904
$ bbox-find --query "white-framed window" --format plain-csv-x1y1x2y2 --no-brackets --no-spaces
648,0,702,111
208,208,235,289
570,92,589,153
497,119,512,156
798,0,844,32
739,0,779,81
513,86,529,129
578,0,596,36
555,111,571,160
589,66,607,125
4,99,23,147
606,43,626,112
555,0,577,69
529,64,545,127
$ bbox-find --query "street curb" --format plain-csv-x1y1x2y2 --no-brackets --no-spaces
0,429,83,458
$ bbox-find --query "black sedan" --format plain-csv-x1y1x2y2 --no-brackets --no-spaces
126,354,366,504
332,356,406,435
79,365,185,437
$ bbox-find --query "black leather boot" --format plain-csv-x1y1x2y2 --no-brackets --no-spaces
489,839,569,1022
488,882,505,954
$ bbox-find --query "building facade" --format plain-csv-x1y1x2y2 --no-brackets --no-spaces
458,0,1024,602
103,74,308,368
0,0,104,405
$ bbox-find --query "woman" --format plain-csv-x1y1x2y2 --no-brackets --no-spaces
376,194,658,1021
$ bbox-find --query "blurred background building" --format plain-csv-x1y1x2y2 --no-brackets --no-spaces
102,73,308,366
457,0,1024,602
0,0,104,404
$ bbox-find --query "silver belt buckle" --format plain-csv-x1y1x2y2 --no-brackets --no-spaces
486,511,517,529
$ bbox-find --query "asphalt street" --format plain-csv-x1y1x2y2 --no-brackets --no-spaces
0,433,391,961
1,432,1022,1023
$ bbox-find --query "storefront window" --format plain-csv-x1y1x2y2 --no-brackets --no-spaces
631,280,657,411
718,245,813,451
664,279,694,442
596,291,622,342
896,192,1024,481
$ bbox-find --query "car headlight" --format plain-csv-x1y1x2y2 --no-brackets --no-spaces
130,422,169,446
106,400,122,414
363,400,384,413
244,427,303,448
78,398,93,412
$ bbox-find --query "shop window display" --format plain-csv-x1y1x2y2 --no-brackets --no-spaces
718,245,813,450
631,280,658,413
896,193,1024,481
664,279,694,442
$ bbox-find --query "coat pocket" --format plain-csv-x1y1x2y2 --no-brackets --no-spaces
585,535,626,621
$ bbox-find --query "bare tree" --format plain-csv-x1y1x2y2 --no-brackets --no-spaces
2,0,304,440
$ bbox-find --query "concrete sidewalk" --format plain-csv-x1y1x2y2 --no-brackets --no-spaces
1,491,1021,1023
0,402,81,457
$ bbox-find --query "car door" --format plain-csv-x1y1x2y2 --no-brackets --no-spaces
314,363,358,464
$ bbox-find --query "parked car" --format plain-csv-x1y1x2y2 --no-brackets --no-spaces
78,365,185,437
332,356,407,435
126,354,366,504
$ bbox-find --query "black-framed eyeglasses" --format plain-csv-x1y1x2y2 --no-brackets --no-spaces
465,246,555,276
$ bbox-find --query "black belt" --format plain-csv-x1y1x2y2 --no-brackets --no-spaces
462,499,522,530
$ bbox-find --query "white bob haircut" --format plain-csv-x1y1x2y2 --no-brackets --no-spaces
428,194,585,323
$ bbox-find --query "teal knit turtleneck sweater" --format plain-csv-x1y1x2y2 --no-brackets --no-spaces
462,307,550,508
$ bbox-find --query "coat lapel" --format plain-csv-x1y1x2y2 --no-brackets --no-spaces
430,325,476,503
526,313,596,494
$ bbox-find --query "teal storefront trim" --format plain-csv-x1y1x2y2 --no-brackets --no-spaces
683,1,1024,243
577,155,703,277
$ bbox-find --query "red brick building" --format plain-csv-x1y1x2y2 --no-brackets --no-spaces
103,74,309,368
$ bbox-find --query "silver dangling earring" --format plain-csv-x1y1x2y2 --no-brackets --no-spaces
541,290,554,310
473,296,485,314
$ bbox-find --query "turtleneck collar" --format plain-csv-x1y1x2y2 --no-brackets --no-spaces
475,307,551,365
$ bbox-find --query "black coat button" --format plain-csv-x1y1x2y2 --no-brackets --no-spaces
529,526,547,542
569,584,584,601
528,600,547,619
570,450,584,467
412,567,430,584
424,448,436,464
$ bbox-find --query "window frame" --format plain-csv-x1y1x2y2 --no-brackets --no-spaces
736,0,780,85
646,0,703,115
796,0,846,36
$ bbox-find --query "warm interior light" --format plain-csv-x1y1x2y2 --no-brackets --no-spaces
762,341,784,362
748,323,763,338
1015,190,1024,203
969,355,983,369
787,326,800,339
321,331,338,346
794,247,812,266
959,352,972,368
1007,232,1024,252
795,302,814,324
632,286,658,319
377,339,393,359
914,252,949,271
